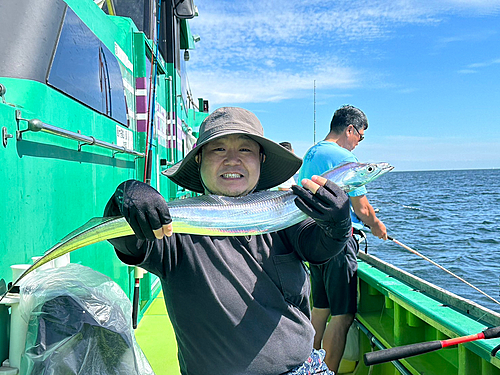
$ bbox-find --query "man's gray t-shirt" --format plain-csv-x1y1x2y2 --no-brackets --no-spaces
109,216,349,375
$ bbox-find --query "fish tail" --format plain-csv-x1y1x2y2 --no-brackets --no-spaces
3,217,133,295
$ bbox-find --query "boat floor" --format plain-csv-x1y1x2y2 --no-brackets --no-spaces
135,293,181,375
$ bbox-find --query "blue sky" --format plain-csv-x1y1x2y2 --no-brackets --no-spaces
187,0,500,171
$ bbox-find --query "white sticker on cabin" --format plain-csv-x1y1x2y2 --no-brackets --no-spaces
156,102,168,147
122,78,134,94
115,42,134,72
116,125,134,150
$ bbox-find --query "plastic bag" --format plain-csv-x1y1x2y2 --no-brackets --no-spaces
18,263,155,375
342,323,360,361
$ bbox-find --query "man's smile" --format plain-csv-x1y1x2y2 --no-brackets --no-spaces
221,173,244,179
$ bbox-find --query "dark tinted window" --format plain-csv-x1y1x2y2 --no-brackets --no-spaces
48,7,127,125
101,45,128,123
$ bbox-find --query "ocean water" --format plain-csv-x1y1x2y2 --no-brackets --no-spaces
364,168,500,313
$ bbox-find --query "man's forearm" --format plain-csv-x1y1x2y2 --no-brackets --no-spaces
351,195,387,239
292,218,351,264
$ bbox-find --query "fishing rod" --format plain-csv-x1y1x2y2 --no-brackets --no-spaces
136,0,163,329
387,235,500,307
364,326,500,366
143,0,162,185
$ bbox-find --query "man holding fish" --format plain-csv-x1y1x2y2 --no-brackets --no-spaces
104,107,352,375
298,105,388,373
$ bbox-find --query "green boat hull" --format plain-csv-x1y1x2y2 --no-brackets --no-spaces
350,252,500,375
0,0,208,367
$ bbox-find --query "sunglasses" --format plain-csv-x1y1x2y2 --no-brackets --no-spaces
351,125,364,141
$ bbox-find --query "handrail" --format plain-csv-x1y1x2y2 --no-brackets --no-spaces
355,320,412,375
16,114,144,157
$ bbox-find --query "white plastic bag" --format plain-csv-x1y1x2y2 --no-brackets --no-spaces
342,323,360,361
18,263,154,375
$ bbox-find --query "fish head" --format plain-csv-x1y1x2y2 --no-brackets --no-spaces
322,162,393,192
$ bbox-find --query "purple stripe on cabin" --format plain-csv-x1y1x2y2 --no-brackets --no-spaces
137,119,147,132
167,115,178,149
136,77,147,90
136,99,147,113
135,77,148,132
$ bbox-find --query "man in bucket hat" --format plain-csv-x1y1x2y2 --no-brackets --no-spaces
104,107,352,375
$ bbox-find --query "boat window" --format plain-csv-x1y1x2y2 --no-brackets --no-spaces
48,7,127,125
100,45,128,124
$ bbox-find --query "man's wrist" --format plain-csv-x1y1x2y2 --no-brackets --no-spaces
316,217,352,238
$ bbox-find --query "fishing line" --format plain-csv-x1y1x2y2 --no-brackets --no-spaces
388,235,500,306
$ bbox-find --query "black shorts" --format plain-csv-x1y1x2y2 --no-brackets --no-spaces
310,236,359,315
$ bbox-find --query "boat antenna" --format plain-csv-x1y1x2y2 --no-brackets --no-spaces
388,235,500,306
313,80,316,144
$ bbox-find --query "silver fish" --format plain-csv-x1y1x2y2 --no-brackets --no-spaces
168,161,393,235
2,161,392,296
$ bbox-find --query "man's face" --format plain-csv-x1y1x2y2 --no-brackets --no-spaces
199,134,262,196
339,124,365,151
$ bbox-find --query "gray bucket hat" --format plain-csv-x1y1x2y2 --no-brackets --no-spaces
162,107,302,193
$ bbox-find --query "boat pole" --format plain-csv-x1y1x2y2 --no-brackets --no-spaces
364,326,500,366
387,235,500,307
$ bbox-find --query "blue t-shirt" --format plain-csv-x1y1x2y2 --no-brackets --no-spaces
298,141,366,229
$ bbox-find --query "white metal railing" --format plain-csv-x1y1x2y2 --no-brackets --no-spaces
16,112,144,157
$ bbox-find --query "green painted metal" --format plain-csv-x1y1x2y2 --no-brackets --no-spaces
180,19,196,50
0,78,136,291
0,0,209,367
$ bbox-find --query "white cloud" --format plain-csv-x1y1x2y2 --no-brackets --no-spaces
468,58,500,69
187,0,500,105
192,0,442,52
458,69,477,74
189,58,359,105
436,0,500,14
455,57,500,75
434,29,498,52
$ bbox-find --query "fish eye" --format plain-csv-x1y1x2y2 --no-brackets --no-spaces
367,166,374,172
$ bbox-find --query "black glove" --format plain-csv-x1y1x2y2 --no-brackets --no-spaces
292,180,351,237
106,180,171,241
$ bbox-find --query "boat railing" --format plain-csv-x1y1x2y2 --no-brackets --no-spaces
15,111,145,158
358,252,500,327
